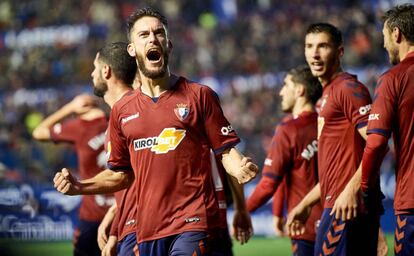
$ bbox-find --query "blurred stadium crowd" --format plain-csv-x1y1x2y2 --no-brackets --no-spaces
0,0,399,184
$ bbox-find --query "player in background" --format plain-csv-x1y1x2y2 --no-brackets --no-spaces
86,42,138,256
358,4,414,256
53,7,258,255
285,23,386,256
210,152,253,255
32,94,113,256
246,66,323,256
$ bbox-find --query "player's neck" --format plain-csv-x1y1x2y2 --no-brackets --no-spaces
104,84,132,109
140,73,177,98
319,67,342,87
399,43,414,62
292,99,314,117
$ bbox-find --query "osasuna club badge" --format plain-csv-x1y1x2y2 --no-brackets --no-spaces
174,103,189,121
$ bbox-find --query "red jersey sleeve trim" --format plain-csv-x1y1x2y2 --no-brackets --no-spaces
262,172,283,182
356,121,368,129
212,139,240,155
107,164,133,172
366,128,391,138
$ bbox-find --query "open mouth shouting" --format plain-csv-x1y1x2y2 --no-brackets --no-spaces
146,48,162,64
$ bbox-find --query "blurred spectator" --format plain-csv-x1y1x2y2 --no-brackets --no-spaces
0,0,401,184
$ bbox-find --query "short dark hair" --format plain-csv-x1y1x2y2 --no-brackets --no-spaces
288,65,322,105
306,23,343,48
97,42,137,86
126,7,168,40
382,4,414,43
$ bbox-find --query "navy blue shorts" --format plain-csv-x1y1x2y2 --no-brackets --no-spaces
394,214,414,255
117,233,138,256
138,231,209,256
314,208,379,256
291,239,314,256
73,220,101,256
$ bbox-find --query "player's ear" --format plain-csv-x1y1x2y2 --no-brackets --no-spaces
102,65,111,79
167,40,173,52
393,27,402,43
338,45,344,58
127,43,136,57
296,84,305,97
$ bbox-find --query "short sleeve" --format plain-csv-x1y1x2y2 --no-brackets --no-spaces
201,86,240,155
107,108,132,171
337,79,372,129
49,118,79,143
262,124,293,181
367,74,396,138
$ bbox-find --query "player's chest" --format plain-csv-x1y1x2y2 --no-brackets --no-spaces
318,90,345,122
118,98,200,139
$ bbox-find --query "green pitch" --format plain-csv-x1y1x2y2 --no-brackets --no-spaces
1,234,394,255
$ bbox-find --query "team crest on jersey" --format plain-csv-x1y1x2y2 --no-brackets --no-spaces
133,128,186,154
174,103,190,121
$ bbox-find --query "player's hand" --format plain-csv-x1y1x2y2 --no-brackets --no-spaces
286,202,311,236
377,228,388,256
97,218,111,250
69,94,96,114
232,209,253,245
273,216,286,237
101,235,117,256
53,168,80,195
236,157,258,184
330,184,358,221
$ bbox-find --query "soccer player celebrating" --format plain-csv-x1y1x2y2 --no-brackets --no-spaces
360,4,414,255
89,42,138,256
32,94,112,255
53,7,258,255
286,23,384,255
246,66,323,256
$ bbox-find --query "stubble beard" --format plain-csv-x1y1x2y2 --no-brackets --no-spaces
93,78,108,98
136,51,169,79
388,48,400,65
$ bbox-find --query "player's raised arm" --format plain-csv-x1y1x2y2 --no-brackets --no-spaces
53,168,133,195
32,94,97,140
221,147,258,184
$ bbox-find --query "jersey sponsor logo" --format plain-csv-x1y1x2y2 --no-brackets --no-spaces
88,132,106,150
97,150,107,168
125,219,136,226
133,128,186,154
174,103,190,121
369,113,380,121
221,125,234,135
359,104,371,115
121,113,140,124
301,140,318,161
95,195,115,207
185,216,200,223
264,158,273,166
